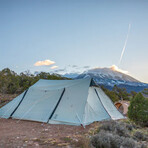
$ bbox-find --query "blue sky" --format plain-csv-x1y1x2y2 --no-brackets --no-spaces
0,0,148,83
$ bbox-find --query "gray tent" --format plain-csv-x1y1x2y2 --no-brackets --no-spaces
0,78,124,126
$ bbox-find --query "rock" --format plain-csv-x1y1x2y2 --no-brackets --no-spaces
23,143,27,147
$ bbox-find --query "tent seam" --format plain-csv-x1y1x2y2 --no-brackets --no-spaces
94,88,112,119
47,88,65,123
9,88,29,118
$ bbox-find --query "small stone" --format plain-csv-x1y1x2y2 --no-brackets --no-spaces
23,143,27,147
34,143,39,146
32,138,38,140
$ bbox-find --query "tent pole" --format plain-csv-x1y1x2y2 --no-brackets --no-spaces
76,113,85,128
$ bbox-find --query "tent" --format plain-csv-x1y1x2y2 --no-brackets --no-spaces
0,78,124,126
114,101,129,116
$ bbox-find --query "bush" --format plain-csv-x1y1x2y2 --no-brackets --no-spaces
120,138,136,148
91,130,138,148
133,131,148,141
91,131,123,148
99,121,130,137
91,121,147,148
128,93,148,127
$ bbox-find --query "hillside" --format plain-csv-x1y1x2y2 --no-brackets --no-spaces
76,67,148,92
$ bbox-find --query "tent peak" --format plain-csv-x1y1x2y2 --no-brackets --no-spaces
90,78,98,87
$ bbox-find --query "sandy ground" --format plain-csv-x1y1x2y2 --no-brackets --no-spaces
0,118,95,148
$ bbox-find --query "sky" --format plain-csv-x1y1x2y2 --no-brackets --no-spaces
0,0,148,83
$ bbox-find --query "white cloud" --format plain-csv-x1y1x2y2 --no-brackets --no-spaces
34,59,55,66
51,65,58,69
111,65,128,74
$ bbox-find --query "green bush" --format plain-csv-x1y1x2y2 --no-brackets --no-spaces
128,93,148,127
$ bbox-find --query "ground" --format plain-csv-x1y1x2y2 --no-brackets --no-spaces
0,118,96,148
0,94,95,148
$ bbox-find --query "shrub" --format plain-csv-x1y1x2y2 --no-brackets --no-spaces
120,138,136,148
91,130,123,148
91,121,147,148
133,131,148,141
99,121,130,137
128,93,148,127
125,123,134,131
91,130,138,148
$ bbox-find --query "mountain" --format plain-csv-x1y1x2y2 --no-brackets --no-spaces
63,73,79,79
75,67,148,92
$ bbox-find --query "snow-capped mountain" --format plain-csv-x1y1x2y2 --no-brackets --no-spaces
76,67,148,92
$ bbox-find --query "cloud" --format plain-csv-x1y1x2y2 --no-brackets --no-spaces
111,65,128,74
34,59,55,66
51,65,58,69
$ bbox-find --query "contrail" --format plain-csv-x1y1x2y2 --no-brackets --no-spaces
118,23,131,65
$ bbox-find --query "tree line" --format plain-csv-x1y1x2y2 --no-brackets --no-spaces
0,68,69,94
101,85,138,103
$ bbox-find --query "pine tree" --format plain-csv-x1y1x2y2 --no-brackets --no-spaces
128,93,148,126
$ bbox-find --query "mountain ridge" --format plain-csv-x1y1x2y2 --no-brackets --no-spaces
64,67,148,92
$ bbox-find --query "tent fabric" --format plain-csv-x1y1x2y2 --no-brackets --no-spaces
95,87,124,120
0,78,124,126
83,87,111,125
12,88,65,123
0,91,26,119
49,79,91,125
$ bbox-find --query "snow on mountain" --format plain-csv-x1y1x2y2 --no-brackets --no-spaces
83,67,139,83
76,67,148,92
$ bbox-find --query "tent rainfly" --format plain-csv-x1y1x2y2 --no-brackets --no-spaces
0,78,124,126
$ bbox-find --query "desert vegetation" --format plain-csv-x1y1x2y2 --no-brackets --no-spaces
90,120,148,148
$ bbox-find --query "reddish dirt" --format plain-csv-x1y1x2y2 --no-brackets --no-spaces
0,118,96,148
